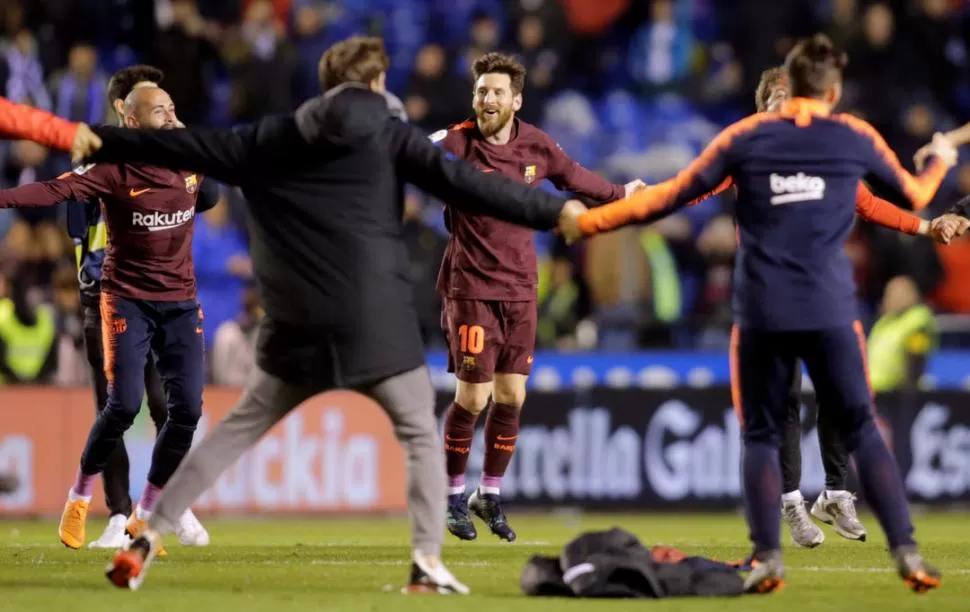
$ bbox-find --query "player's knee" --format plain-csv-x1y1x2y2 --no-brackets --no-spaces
493,374,526,408
102,397,140,426
455,381,491,414
166,399,202,426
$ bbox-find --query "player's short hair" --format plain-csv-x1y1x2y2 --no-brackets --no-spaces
472,52,526,95
755,67,786,113
784,33,847,99
318,36,389,92
107,65,165,104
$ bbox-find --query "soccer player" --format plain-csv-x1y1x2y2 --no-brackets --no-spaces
0,83,217,552
575,34,952,593
434,52,645,542
71,65,209,549
79,36,588,593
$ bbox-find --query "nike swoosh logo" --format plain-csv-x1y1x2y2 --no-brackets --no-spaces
445,435,472,442
129,187,152,197
496,435,517,441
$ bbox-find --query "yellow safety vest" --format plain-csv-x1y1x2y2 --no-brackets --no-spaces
867,304,935,393
0,298,56,383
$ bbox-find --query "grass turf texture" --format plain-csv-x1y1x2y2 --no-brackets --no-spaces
1,512,967,611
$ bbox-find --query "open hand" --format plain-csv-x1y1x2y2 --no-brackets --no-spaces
70,123,102,163
915,132,959,172
624,179,648,198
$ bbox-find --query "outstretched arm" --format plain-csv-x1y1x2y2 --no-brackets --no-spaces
389,119,567,230
855,183,925,235
89,125,252,186
842,116,953,211
0,97,78,151
544,137,626,203
576,115,775,236
0,164,115,209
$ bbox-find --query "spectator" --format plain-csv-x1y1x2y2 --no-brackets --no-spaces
514,15,562,124
457,10,501,81
404,44,467,131
0,262,57,385
192,193,252,348
210,283,262,385
225,0,298,123
845,2,905,133
51,262,86,386
49,42,107,127
628,0,695,93
5,29,52,110
149,0,221,124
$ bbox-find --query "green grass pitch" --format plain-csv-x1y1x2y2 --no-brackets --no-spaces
1,512,967,611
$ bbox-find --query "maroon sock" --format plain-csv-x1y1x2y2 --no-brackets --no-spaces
443,402,480,492
482,402,520,490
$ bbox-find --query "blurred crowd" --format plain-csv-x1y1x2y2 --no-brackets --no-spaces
0,0,968,386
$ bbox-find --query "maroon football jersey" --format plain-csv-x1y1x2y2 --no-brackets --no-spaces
0,163,203,301
434,118,624,301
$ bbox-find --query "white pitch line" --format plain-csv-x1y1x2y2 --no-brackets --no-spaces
792,566,970,575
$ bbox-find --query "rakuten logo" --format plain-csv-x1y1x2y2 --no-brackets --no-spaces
769,172,826,205
132,208,195,232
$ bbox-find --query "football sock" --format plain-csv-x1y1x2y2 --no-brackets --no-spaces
444,402,479,494
482,402,520,493
138,482,163,515
71,469,96,500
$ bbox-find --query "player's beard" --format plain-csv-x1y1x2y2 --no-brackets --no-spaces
476,105,514,138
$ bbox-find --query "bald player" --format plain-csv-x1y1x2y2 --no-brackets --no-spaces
0,83,215,552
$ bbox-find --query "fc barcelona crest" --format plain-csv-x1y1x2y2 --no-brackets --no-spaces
524,164,536,184
185,174,198,194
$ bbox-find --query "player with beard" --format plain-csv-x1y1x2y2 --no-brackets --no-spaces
433,52,646,542
0,84,214,552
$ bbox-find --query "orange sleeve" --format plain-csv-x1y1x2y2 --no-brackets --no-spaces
0,97,78,151
837,114,947,211
854,183,922,235
687,176,734,207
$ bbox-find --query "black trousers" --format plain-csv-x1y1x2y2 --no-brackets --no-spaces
780,362,849,493
82,302,168,517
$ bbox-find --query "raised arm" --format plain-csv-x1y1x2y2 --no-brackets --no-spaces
389,119,566,230
839,116,952,211
88,125,252,186
0,164,115,209
0,97,78,151
576,115,773,236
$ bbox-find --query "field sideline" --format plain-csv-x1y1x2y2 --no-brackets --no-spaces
1,512,968,611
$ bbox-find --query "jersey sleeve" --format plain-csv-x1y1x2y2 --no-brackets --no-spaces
544,135,625,203
854,183,922,235
840,115,948,211
0,163,116,209
0,97,78,151
576,115,772,236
